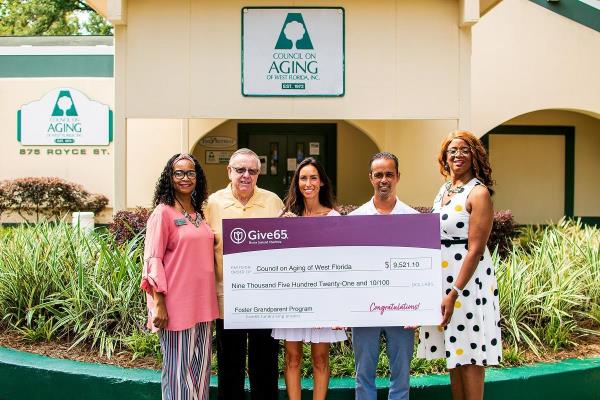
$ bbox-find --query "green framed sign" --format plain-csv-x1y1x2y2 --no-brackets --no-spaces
242,7,345,97
17,88,112,146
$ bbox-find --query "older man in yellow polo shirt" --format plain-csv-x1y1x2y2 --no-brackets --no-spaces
205,148,284,400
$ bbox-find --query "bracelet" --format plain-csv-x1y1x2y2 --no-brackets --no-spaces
451,285,463,296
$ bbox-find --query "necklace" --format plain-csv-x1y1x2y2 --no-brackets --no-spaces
175,197,202,227
445,181,465,195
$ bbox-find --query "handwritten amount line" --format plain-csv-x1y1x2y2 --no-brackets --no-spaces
232,285,410,291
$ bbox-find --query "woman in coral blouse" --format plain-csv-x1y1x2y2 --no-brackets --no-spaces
141,153,219,400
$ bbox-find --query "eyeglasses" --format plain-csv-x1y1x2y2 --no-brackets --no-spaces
173,170,197,180
230,166,259,176
371,172,397,180
446,147,471,157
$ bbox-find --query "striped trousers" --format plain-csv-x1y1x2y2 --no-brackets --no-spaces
159,322,212,400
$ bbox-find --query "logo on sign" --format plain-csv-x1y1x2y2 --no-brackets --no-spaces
17,88,112,146
52,91,78,117
275,13,314,50
230,228,247,244
45,90,82,144
267,12,319,88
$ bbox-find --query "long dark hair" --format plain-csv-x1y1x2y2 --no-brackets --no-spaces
152,153,208,218
283,157,336,216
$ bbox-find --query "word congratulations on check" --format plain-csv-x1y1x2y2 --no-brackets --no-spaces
223,214,442,329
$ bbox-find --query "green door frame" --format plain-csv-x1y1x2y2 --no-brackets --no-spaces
238,123,338,192
481,125,575,218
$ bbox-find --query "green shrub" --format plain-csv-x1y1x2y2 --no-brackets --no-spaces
123,331,162,362
329,341,358,377
496,218,600,355
0,177,108,223
0,222,146,356
589,304,600,326
489,210,516,259
500,346,526,366
108,207,151,245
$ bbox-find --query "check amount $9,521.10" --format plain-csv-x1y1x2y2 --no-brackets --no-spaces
384,257,432,270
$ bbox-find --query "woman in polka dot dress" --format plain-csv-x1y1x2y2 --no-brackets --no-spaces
418,130,501,400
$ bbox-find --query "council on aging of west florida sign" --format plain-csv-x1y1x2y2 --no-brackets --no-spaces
223,214,443,329
242,7,344,96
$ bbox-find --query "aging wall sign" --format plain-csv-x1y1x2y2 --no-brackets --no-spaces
17,88,112,146
242,7,345,97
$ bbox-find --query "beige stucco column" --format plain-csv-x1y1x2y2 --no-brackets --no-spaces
458,0,478,131
113,24,127,211
458,27,472,131
181,119,190,153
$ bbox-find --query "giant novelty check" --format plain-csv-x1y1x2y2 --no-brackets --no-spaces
223,214,442,329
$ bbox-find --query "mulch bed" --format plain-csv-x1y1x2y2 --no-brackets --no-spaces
0,330,160,370
1,328,599,373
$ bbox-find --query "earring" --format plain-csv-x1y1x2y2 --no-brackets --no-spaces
444,162,449,171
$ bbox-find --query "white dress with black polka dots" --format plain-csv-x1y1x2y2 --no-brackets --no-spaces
417,178,502,369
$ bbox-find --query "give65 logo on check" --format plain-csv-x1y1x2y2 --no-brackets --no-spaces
229,227,288,245
230,228,247,244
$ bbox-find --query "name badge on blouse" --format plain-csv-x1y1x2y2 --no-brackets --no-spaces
174,218,187,226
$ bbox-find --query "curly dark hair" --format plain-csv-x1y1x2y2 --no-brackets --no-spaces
438,130,494,196
152,154,208,218
283,157,336,216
